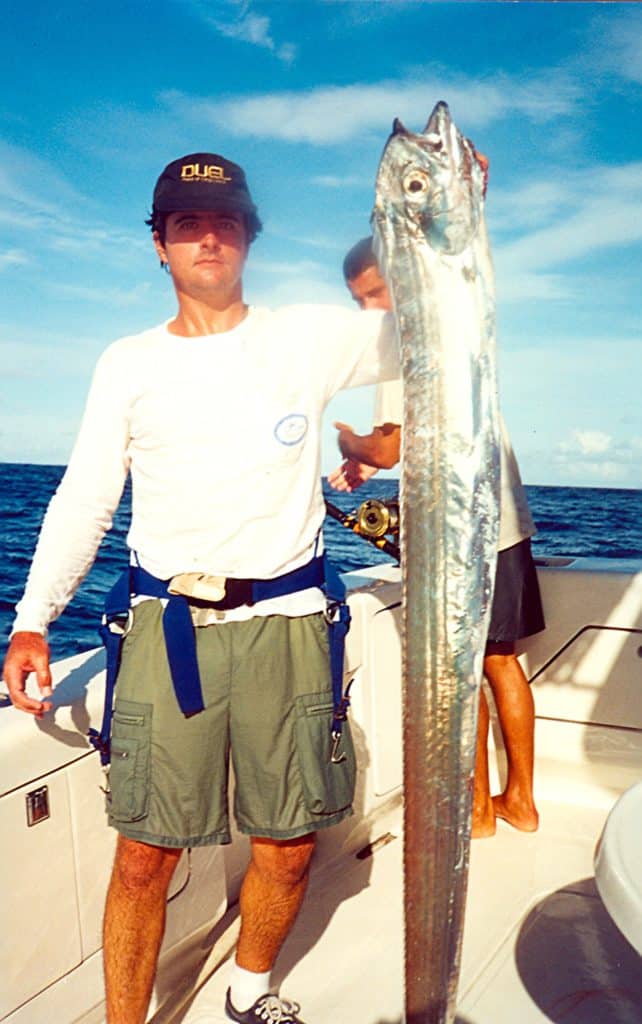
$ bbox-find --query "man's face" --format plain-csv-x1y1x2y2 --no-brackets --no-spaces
155,209,248,298
346,264,391,312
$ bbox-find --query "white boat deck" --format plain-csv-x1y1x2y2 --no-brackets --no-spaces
167,795,640,1024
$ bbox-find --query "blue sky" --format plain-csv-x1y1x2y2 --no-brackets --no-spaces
1,0,641,488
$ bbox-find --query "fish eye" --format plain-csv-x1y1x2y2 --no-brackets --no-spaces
402,169,430,197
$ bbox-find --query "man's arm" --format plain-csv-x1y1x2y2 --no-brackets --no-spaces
300,305,399,397
3,344,130,715
334,420,401,469
327,420,401,493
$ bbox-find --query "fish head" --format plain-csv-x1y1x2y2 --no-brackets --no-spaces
372,101,485,258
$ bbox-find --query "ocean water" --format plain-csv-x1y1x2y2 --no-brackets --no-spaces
1,462,640,663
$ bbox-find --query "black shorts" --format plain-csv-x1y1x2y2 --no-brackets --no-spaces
485,537,545,655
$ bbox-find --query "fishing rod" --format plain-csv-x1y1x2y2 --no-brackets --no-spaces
325,497,400,563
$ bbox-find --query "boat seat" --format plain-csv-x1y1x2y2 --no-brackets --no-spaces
594,779,642,954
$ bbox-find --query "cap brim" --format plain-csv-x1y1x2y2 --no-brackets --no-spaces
154,192,257,216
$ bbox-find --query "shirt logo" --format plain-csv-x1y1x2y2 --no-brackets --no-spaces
180,163,231,183
274,414,308,447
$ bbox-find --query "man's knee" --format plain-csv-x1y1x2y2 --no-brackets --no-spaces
112,834,182,894
484,651,517,670
250,834,316,888
483,652,522,689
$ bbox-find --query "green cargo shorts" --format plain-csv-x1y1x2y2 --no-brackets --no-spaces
106,601,356,847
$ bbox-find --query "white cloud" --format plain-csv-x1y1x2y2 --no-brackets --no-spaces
0,141,86,216
249,273,346,309
499,337,640,488
161,70,579,146
53,282,152,307
493,269,572,303
263,225,348,253
215,11,296,63
490,161,642,300
244,256,329,278
0,410,79,465
560,430,612,457
497,191,642,272
183,0,297,63
553,430,642,485
47,229,147,259
490,180,573,233
493,164,642,234
0,141,148,270
0,248,29,270
0,328,107,380
595,8,642,85
311,174,371,189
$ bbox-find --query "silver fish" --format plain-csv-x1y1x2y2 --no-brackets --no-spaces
371,101,500,1022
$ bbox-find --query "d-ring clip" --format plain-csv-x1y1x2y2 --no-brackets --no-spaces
330,730,346,764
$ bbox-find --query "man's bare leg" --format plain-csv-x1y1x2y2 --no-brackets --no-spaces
235,834,316,973
471,687,496,838
484,653,539,832
103,834,182,1024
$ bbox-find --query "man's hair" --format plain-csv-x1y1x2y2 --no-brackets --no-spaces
343,236,377,282
145,209,263,246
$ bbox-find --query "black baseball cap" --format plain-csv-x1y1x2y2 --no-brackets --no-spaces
152,152,259,217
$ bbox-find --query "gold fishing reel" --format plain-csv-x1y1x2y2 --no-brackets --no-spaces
324,494,400,562
356,498,400,540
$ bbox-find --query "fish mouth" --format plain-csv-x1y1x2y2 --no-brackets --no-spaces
391,100,451,139
424,100,451,136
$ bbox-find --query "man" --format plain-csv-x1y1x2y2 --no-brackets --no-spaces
3,156,398,1024
329,236,545,840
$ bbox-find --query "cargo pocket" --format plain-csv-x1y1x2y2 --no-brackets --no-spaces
108,699,153,823
295,692,356,816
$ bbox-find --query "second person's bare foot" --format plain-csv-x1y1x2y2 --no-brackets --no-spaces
492,793,539,833
472,796,496,839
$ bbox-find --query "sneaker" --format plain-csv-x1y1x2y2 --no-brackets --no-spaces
225,987,307,1023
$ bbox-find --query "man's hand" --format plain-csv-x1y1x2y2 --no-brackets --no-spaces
327,459,379,493
474,149,489,197
2,632,53,717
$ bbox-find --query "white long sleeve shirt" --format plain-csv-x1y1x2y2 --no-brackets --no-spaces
14,305,398,635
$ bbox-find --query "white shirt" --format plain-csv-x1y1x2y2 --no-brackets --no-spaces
14,305,398,635
373,379,535,551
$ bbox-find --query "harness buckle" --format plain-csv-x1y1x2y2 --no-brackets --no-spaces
88,727,112,767
168,573,255,609
168,573,227,602
323,600,341,626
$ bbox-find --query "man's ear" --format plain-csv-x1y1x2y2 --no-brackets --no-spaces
153,230,167,266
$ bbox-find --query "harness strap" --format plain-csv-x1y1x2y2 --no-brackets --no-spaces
128,567,209,718
88,568,133,765
323,555,352,739
89,555,339,765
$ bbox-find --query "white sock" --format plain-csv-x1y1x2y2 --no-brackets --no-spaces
229,960,271,1012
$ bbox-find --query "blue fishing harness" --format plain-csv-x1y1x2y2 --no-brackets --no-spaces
88,554,352,766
